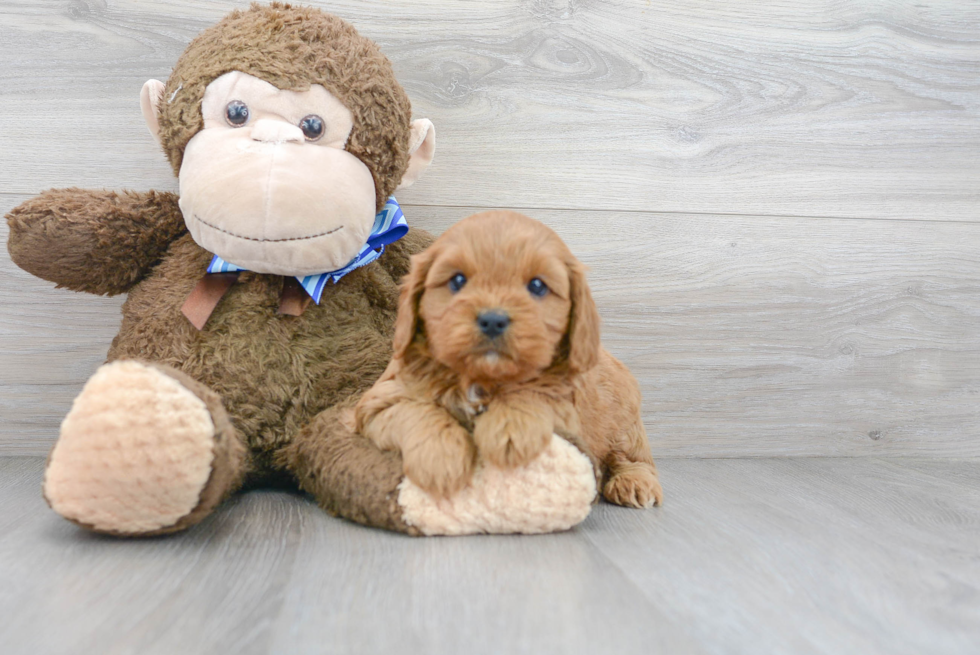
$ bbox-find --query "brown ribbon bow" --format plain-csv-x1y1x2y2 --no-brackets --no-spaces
181,273,313,330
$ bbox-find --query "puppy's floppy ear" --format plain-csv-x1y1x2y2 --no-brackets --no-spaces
565,258,601,373
392,246,437,359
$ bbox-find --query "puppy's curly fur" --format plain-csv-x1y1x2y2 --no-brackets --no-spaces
354,211,662,507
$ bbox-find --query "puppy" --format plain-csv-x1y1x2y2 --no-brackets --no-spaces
354,210,662,507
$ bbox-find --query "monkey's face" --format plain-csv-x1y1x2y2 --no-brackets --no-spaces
171,72,376,276
141,5,435,278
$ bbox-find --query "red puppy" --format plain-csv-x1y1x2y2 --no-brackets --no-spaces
354,211,662,507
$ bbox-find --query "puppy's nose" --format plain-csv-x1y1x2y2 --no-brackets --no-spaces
477,311,510,338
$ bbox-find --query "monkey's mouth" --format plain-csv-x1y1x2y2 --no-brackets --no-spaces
193,214,344,243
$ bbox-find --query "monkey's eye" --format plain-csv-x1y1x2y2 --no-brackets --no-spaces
448,273,467,293
300,115,325,141
527,278,549,297
225,100,249,126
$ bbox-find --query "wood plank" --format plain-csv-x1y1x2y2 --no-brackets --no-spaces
1,0,978,220
0,459,305,655
1,457,977,654
5,194,978,457
582,458,980,655
506,208,980,458
0,458,704,655
0,194,124,455
265,498,704,654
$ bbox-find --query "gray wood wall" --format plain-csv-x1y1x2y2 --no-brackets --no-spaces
1,0,978,457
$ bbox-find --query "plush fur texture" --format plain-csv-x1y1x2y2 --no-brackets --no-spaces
6,189,186,296
355,211,662,507
397,434,597,536
160,2,412,212
44,361,217,535
9,185,433,534
4,4,431,535
6,5,600,536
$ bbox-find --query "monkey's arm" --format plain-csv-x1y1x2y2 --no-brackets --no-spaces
6,188,186,295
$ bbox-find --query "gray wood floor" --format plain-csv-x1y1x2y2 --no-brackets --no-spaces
2,2,979,654
1,456,978,655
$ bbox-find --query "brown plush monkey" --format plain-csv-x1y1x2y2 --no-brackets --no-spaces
6,3,598,536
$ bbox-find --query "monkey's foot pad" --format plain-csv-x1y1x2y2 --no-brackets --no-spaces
397,435,597,536
44,361,216,535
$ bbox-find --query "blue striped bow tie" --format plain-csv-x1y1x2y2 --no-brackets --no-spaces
206,196,408,305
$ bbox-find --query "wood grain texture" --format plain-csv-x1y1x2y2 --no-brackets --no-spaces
3,3,978,652
1,1,978,456
0,194,125,454
418,207,980,458
583,457,980,655
0,0,978,220
4,195,979,457
1,457,978,655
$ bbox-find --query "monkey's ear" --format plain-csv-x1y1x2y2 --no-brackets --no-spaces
140,79,166,145
397,119,436,190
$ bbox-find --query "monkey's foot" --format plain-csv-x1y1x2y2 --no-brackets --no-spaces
44,361,217,535
396,435,597,536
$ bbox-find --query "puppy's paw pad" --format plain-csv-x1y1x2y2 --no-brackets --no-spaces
604,465,663,508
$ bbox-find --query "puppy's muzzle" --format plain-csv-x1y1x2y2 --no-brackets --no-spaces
477,311,510,339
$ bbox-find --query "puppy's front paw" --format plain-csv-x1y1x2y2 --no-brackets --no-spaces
402,423,476,498
603,462,663,508
473,404,552,469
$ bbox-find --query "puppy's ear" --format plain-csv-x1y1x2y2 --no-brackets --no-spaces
566,258,601,373
392,247,436,359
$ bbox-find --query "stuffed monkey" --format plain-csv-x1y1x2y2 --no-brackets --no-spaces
6,3,597,536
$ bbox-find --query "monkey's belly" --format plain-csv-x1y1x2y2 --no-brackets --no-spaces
106,234,401,459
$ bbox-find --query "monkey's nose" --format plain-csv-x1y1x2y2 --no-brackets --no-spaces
477,311,510,339
250,119,305,144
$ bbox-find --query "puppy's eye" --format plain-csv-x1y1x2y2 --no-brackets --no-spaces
527,277,549,297
448,273,467,293
225,100,249,126
300,115,324,141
